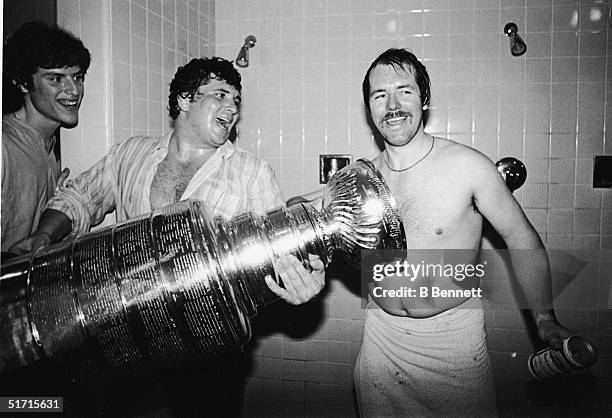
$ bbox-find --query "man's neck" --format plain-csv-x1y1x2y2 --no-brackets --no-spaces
15,106,59,153
168,128,219,165
386,130,432,164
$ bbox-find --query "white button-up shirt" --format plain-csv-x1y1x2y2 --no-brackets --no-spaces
47,132,284,233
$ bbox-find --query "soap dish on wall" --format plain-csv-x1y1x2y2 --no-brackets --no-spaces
593,155,612,188
319,154,352,184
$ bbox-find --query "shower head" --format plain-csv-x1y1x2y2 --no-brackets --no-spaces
236,35,257,68
503,22,526,57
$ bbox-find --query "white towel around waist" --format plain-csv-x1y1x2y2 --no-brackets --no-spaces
354,298,497,417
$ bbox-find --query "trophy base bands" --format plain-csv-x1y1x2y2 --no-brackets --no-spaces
0,398,63,413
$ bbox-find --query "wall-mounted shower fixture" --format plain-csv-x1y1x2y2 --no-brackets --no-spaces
236,35,257,68
503,23,526,57
319,154,352,184
496,157,527,192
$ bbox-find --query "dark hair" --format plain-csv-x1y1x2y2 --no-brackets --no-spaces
362,48,431,112
3,21,91,91
168,57,242,120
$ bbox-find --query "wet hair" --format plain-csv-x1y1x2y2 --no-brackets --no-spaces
3,21,91,91
362,48,431,112
168,57,242,120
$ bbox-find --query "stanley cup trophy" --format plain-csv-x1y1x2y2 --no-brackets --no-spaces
0,159,405,373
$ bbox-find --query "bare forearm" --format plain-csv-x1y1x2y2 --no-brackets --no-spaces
507,234,556,324
506,236,575,349
8,209,73,255
286,189,324,210
35,209,73,243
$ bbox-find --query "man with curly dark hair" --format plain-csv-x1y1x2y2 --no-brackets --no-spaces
14,55,323,303
2,21,90,253
12,55,325,416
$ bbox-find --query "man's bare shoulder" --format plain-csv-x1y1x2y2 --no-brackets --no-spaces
436,137,484,158
435,137,496,170
432,137,504,193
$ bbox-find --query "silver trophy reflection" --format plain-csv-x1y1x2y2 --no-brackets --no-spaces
0,159,405,373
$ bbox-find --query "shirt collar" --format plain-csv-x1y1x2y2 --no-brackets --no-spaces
153,131,235,160
218,140,235,160
5,113,57,154
154,130,173,152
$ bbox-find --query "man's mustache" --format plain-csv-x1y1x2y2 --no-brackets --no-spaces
382,111,411,122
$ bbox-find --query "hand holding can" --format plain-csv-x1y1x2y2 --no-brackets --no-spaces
528,336,598,380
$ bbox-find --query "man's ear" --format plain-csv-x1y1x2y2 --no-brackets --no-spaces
177,94,191,112
13,80,28,94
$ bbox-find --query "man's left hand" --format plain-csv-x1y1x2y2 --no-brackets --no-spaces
537,319,574,350
265,254,325,305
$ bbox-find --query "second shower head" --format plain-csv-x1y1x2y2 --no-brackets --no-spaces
236,35,257,68
503,22,526,57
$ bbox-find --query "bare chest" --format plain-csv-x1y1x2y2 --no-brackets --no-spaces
150,158,201,210
384,170,480,247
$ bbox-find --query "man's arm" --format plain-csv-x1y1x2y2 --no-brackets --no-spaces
247,158,326,304
469,151,572,349
286,189,324,210
9,209,72,254
8,141,128,254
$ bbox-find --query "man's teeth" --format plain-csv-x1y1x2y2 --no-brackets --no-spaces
217,117,231,127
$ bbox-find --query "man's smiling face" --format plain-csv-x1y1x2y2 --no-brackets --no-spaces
24,66,85,128
368,64,424,147
183,76,241,147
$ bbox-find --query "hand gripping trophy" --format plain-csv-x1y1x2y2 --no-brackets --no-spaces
0,159,405,373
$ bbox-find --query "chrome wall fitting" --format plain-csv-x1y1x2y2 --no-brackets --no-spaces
496,157,527,192
236,35,256,67
503,22,527,57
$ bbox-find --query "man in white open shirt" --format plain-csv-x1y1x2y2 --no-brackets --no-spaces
12,56,324,304
11,57,325,416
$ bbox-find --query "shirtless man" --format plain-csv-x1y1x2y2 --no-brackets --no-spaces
11,57,325,416
353,48,572,417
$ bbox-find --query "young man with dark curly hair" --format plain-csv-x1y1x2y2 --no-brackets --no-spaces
2,21,90,253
